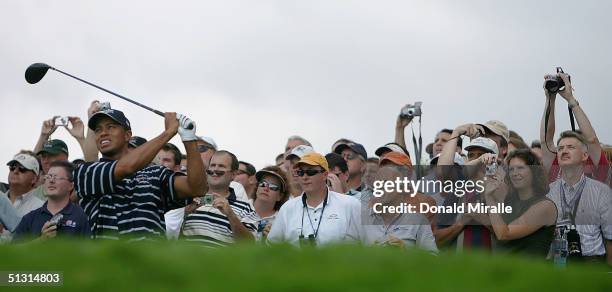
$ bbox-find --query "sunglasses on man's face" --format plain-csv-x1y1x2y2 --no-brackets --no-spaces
296,169,325,177
197,144,213,153
258,181,281,191
9,165,30,173
206,169,226,176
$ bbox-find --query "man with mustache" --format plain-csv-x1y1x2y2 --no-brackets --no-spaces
180,150,259,247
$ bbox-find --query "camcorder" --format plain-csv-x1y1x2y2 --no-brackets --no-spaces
544,67,571,93
400,102,422,118
54,116,69,127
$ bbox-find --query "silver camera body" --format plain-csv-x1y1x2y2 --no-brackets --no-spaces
54,116,69,127
99,102,111,111
49,213,64,226
485,162,497,176
400,102,422,118
203,194,214,205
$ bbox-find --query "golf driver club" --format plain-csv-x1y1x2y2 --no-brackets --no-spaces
25,63,165,117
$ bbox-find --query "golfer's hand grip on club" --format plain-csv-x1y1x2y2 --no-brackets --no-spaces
177,114,197,142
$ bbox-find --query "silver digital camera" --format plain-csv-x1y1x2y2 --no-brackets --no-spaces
54,116,69,127
99,102,111,111
203,194,214,205
400,102,422,118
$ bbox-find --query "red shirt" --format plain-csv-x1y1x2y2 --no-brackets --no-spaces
549,150,611,187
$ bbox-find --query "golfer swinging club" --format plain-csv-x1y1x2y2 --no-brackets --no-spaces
74,103,207,240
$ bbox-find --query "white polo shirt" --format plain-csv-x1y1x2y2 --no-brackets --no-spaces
267,189,362,246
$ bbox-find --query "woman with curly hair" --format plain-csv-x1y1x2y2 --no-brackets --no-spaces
483,149,558,256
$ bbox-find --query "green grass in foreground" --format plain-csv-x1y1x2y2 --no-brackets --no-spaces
1,240,610,291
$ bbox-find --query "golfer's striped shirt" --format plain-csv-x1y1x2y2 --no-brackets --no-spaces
74,159,180,240
181,189,259,248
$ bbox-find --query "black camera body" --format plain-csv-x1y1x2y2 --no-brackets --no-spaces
544,67,570,93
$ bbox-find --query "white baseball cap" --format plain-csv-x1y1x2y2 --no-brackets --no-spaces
285,145,314,160
7,154,40,175
465,137,498,155
197,136,218,150
430,152,465,166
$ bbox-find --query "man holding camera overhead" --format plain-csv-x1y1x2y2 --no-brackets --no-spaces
74,102,207,240
539,69,611,187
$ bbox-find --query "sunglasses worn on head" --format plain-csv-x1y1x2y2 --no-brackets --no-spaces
206,169,226,176
258,181,281,191
197,144,213,153
296,169,325,177
9,165,30,173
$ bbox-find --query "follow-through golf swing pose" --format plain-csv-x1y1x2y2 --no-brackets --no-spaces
73,107,207,240
26,62,206,240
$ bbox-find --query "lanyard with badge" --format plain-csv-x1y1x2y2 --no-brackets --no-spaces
300,193,328,247
558,178,586,258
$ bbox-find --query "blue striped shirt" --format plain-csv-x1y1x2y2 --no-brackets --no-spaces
74,159,180,241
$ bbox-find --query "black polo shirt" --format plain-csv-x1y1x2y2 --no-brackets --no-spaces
13,201,90,240
74,159,181,240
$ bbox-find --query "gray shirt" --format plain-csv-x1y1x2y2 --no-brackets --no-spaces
0,193,21,232
546,175,612,256
361,207,438,254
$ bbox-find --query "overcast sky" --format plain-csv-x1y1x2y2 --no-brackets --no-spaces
1,0,611,180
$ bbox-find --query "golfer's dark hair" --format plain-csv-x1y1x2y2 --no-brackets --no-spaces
215,150,239,171
49,160,75,182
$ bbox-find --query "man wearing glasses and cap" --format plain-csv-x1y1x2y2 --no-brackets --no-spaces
0,153,43,242
334,142,369,200
267,152,361,246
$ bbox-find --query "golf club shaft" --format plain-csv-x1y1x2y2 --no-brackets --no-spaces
50,67,165,117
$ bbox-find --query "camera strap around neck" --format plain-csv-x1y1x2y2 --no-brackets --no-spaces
560,177,586,225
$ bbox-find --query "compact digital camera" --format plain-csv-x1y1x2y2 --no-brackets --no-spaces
54,116,69,127
400,102,422,118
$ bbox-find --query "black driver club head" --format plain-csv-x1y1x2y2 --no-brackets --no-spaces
25,63,52,84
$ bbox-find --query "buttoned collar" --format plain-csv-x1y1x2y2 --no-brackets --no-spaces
40,201,74,216
561,174,586,191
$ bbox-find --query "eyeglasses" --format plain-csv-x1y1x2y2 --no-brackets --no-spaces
258,181,281,191
206,169,226,176
296,169,325,177
44,174,70,182
197,144,213,153
9,165,30,173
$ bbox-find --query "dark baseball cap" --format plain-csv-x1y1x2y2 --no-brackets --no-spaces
88,109,131,130
333,142,367,160
128,136,148,148
37,139,69,156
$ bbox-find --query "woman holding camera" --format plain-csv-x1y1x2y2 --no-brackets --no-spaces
252,166,291,240
483,149,557,256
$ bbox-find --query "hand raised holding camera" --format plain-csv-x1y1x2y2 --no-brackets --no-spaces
41,116,60,138
66,116,85,140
